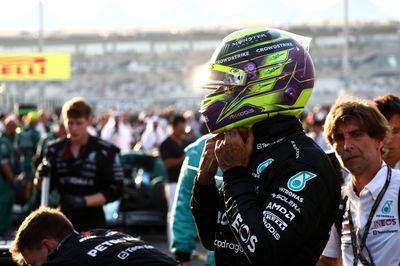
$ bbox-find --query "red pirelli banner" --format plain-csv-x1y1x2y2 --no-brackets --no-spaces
0,53,71,81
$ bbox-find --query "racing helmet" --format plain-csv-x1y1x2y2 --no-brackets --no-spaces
199,28,315,133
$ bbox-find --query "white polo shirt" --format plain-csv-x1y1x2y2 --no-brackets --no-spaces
395,161,400,170
322,162,400,266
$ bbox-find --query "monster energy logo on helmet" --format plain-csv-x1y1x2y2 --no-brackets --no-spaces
231,32,269,47
219,30,282,57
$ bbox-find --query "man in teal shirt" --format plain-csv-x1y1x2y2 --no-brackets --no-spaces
0,118,17,237
170,134,223,266
16,111,40,179
20,122,67,217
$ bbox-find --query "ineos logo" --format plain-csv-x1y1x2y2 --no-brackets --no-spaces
217,211,229,226
231,213,258,253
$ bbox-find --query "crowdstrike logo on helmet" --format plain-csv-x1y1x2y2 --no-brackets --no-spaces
255,42,294,54
215,51,251,65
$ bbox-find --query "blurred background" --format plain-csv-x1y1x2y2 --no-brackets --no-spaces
0,0,399,113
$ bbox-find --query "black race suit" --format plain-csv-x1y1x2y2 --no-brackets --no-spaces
44,229,181,266
191,116,341,266
44,136,124,231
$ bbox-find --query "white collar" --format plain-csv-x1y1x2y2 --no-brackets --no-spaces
344,161,389,201
394,160,400,170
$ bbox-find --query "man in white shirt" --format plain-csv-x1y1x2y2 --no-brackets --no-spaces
317,99,400,266
101,111,133,153
374,94,400,170
307,118,330,151
140,116,167,155
35,110,50,138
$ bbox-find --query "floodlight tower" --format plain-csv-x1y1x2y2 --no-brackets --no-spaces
38,0,45,108
38,0,44,52
342,0,351,93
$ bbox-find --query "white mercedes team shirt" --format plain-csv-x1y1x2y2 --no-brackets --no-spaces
395,161,400,170
322,162,400,266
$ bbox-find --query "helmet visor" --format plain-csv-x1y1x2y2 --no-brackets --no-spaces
200,64,248,90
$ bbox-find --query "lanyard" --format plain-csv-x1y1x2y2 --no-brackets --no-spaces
347,166,392,266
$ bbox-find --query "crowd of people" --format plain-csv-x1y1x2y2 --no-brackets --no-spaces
0,100,205,234
1,94,399,265
1,27,400,266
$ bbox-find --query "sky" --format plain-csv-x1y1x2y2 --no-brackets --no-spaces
0,0,399,33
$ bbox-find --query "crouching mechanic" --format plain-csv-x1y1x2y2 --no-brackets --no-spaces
10,207,181,265
190,28,341,265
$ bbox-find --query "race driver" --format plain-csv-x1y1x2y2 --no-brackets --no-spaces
190,28,341,265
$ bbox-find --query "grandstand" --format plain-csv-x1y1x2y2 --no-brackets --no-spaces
0,20,399,112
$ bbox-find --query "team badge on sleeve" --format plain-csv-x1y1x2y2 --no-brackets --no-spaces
287,171,316,192
257,159,274,174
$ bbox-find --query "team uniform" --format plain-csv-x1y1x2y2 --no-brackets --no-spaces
394,161,400,170
16,125,40,177
191,116,341,265
22,131,61,218
43,136,124,231
0,132,15,236
44,229,180,265
171,134,223,265
322,163,400,265
159,136,190,227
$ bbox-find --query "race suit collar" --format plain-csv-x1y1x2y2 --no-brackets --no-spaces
252,115,303,150
47,231,79,262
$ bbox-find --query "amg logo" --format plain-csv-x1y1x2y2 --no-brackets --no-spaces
229,109,255,119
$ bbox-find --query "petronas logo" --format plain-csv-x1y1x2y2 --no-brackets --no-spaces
257,159,274,174
382,200,393,214
115,154,121,164
287,171,317,192
87,152,96,161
